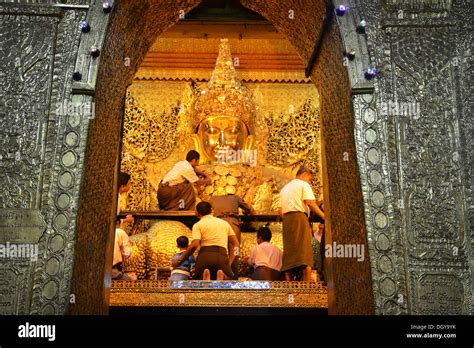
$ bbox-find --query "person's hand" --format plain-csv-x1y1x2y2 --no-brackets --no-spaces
123,215,134,224
171,258,182,268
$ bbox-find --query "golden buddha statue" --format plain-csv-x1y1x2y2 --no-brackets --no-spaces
191,39,255,165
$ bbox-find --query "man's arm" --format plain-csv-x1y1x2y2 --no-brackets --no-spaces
196,177,211,186
194,168,211,186
305,200,324,220
228,235,240,266
171,239,200,267
238,196,255,215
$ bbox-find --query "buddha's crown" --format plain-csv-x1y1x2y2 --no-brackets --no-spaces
192,39,255,132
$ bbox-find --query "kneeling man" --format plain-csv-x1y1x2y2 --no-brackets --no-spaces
172,202,239,280
157,150,211,210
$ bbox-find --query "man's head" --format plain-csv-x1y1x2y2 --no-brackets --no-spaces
186,150,200,167
176,235,189,249
196,201,212,218
296,166,313,183
257,225,272,244
118,172,131,193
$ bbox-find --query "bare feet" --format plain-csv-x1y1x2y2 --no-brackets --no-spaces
217,270,224,281
203,269,210,281
304,266,313,282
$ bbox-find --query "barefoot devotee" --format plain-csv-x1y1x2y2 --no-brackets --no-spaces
112,221,136,281
209,193,255,279
157,150,211,210
248,225,283,281
172,201,239,280
279,166,324,282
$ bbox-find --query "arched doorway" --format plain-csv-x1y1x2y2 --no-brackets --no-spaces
70,0,374,315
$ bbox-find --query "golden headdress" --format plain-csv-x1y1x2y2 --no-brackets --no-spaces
192,38,256,133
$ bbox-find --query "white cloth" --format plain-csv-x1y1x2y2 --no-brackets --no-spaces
192,215,235,252
113,228,131,266
162,160,199,186
279,178,316,215
248,242,283,271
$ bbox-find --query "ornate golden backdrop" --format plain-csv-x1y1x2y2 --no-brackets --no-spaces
121,80,322,212
120,35,323,279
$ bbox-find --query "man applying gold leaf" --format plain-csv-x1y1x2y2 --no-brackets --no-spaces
157,150,211,210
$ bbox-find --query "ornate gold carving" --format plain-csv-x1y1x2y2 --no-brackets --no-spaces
110,280,327,308
121,84,183,212
265,98,322,190
265,99,320,167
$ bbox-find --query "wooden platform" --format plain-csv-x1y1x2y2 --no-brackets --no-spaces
119,210,281,222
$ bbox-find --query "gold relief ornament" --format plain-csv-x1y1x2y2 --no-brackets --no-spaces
120,153,149,210
123,91,149,161
253,180,277,212
176,82,200,156
191,39,255,164
265,98,321,168
123,79,207,216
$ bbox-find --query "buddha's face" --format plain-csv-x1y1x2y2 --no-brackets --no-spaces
196,116,249,161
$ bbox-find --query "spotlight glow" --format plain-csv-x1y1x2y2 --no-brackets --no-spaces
346,48,356,60
89,46,100,58
365,67,378,79
356,20,367,34
79,21,90,33
336,5,348,16
102,1,112,13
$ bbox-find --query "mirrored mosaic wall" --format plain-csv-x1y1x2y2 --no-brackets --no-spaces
0,0,471,314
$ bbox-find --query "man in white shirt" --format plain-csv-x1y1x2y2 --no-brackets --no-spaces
172,201,240,280
112,226,135,280
157,150,211,210
248,225,283,281
279,166,324,282
209,193,255,279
